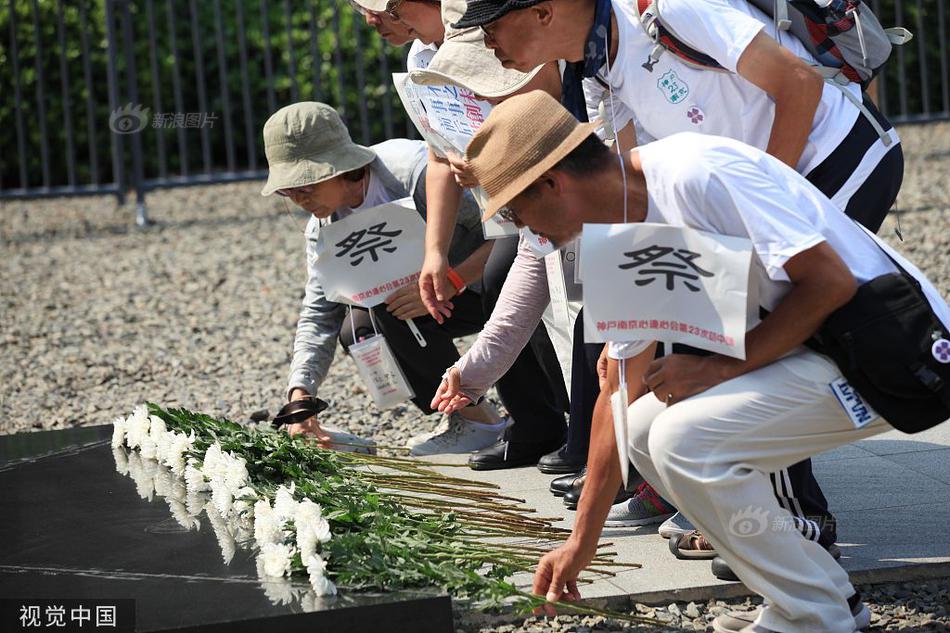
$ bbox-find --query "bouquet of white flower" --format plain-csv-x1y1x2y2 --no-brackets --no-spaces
110,404,652,621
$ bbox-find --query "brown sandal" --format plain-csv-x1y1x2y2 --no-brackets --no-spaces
670,529,718,560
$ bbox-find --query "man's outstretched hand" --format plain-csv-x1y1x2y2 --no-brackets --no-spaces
531,540,592,616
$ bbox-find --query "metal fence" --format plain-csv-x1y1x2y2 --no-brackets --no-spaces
1,0,948,224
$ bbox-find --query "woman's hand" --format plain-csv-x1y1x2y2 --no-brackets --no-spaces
430,367,473,414
285,389,332,447
447,153,479,188
419,253,456,323
386,283,452,321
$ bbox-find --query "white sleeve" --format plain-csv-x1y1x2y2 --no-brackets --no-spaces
659,0,764,73
701,161,827,282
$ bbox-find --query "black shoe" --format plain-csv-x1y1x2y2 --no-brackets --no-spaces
468,433,563,471
563,476,635,510
538,443,586,474
710,542,842,582
550,468,587,497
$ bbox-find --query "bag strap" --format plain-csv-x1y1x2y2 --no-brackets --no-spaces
633,0,728,73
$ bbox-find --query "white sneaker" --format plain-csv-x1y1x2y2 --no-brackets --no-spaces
658,511,695,539
406,416,450,450
408,413,509,456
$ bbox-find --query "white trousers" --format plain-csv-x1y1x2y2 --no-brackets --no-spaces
627,350,890,633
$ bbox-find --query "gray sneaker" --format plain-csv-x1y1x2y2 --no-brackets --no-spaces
604,483,676,527
658,511,694,539
408,414,509,457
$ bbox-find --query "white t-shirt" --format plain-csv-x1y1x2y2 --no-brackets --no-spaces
407,39,438,71
585,0,868,176
607,132,950,360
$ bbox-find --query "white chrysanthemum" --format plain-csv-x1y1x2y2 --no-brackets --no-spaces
210,476,233,517
231,486,257,518
111,416,127,448
139,433,158,460
153,467,174,498
306,554,337,597
273,484,297,521
148,414,167,439
313,517,331,544
168,499,200,531
163,431,195,475
253,499,282,546
256,558,297,605
310,574,337,596
294,499,331,561
258,542,294,577
207,505,237,564
184,459,210,494
125,406,150,449
127,452,154,501
154,430,172,465
202,444,228,481
224,453,249,492
112,446,129,475
185,491,207,517
168,479,187,503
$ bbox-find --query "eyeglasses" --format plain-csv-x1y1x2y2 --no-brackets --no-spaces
275,184,316,198
384,0,405,20
497,206,519,223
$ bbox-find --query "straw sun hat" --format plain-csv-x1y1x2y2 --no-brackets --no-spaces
409,0,542,98
260,102,375,197
465,90,601,218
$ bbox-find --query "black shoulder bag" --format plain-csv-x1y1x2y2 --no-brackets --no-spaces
808,234,950,434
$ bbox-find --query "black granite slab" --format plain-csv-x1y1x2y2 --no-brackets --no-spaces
0,426,453,632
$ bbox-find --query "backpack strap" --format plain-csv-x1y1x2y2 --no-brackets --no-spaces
633,0,728,73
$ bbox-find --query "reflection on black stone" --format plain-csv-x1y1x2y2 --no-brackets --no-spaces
0,428,451,633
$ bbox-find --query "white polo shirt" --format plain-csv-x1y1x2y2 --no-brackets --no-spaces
607,132,949,360
407,39,438,71
585,0,866,176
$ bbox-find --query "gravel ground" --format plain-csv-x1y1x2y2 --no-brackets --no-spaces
2,122,949,630
456,578,950,632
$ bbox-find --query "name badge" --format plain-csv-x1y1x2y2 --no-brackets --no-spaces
829,377,880,429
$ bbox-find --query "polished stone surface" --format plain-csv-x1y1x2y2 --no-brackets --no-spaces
0,426,451,633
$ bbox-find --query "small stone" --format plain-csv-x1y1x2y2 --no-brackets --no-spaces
249,408,270,422
685,602,701,619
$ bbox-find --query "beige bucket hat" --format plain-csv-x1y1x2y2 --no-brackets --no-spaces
260,102,376,197
465,90,601,218
409,0,542,98
350,0,389,12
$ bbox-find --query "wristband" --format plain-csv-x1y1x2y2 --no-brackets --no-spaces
446,267,466,295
